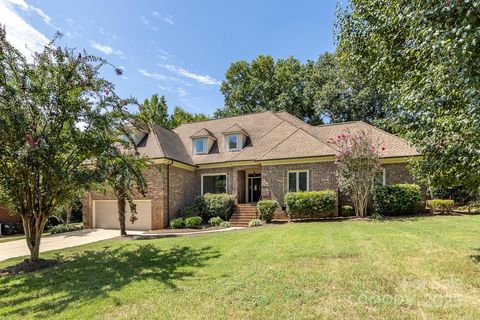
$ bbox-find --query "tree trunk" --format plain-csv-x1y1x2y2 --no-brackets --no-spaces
22,214,48,262
117,196,127,236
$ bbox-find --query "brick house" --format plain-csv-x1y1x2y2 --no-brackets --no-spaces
83,111,420,230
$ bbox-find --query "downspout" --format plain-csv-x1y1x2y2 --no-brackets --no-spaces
166,161,172,227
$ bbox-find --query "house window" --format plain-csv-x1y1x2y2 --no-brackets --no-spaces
226,134,240,151
288,170,309,192
374,168,387,186
193,138,207,154
201,174,227,194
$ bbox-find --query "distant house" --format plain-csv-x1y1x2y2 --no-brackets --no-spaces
83,111,420,230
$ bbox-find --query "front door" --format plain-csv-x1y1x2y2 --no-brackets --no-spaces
247,173,261,203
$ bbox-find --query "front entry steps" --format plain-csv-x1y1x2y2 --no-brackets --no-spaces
230,204,258,227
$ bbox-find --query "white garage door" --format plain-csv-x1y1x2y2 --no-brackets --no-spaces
93,200,152,230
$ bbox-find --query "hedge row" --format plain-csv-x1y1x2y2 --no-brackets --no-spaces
285,190,337,219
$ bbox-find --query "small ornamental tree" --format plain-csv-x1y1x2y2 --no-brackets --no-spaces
0,27,136,261
330,130,383,217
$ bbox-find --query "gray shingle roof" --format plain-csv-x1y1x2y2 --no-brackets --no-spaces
137,111,419,165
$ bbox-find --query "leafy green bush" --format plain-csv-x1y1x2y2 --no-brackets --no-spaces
177,196,205,217
341,205,355,217
203,193,235,220
170,218,185,229
208,216,224,227
284,190,337,219
248,219,263,227
49,223,83,234
430,186,474,206
219,221,231,228
184,216,203,228
256,200,278,222
373,184,422,216
427,199,454,213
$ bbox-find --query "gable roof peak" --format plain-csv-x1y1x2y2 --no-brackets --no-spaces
189,128,216,140
222,123,248,136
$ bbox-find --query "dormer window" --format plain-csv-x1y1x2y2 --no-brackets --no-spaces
190,128,216,155
223,123,248,152
194,138,207,154
226,134,240,151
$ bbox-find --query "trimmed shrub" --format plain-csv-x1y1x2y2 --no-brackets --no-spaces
170,218,185,229
256,200,278,222
248,219,263,227
203,193,235,220
49,223,83,234
219,221,231,228
208,216,224,227
427,199,454,213
184,216,203,228
341,205,355,217
373,184,422,216
284,190,337,219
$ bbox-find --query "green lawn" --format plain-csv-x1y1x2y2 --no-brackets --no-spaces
1,216,480,319
0,235,25,243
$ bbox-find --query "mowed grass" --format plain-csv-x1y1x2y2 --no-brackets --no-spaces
1,216,480,319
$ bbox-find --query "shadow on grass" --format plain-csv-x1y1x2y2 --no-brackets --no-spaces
0,243,220,318
470,248,480,263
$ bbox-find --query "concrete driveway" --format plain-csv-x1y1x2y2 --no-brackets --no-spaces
0,229,144,262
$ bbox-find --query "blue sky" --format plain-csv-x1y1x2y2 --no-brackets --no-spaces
1,0,337,115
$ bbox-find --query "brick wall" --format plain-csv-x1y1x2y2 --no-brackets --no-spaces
0,205,21,224
383,163,415,184
261,162,338,206
168,166,197,220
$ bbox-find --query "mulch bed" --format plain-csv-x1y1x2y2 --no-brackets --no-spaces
0,258,61,276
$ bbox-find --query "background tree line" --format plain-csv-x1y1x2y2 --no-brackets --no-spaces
214,53,387,125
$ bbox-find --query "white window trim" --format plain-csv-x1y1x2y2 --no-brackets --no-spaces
201,173,228,195
382,167,386,186
287,170,310,192
225,134,241,152
193,138,207,155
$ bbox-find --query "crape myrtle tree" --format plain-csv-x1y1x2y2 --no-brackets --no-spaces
329,130,383,217
336,1,480,191
0,27,139,261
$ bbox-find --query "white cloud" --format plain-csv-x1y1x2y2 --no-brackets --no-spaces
161,64,221,85
90,41,124,57
0,0,49,58
160,15,174,25
138,69,168,81
177,87,189,97
140,15,158,31
152,11,174,25
158,85,173,92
